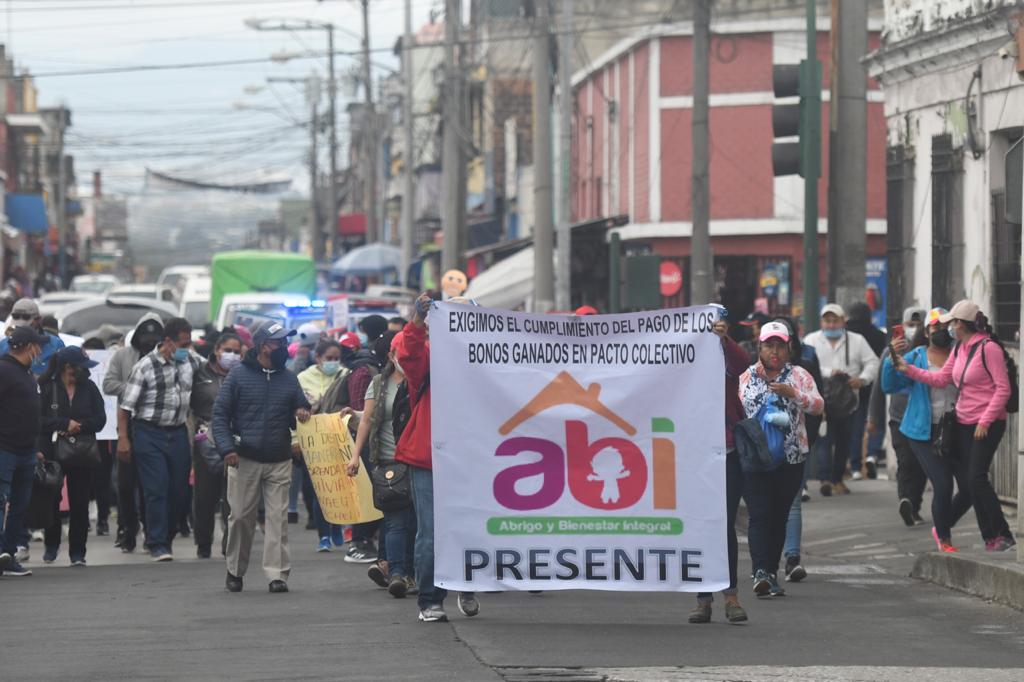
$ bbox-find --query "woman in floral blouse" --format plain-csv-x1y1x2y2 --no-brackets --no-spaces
739,321,824,598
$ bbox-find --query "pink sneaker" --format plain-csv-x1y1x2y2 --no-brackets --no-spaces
987,536,1017,552
932,527,958,553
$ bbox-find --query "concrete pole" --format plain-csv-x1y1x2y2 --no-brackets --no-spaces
803,0,821,333
829,0,867,310
401,0,416,286
362,0,379,244
532,0,555,312
56,108,68,286
689,0,712,306
441,0,465,273
325,24,338,262
555,0,573,311
307,75,321,258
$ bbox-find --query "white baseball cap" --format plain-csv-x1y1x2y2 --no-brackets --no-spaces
820,303,845,319
759,321,791,343
938,300,980,324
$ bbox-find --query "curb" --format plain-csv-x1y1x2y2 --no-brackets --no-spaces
911,553,1024,611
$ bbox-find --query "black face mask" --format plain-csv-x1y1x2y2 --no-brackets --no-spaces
73,367,91,383
930,331,952,348
269,345,289,369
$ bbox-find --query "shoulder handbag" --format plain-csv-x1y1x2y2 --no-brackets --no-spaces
51,382,101,469
370,462,412,512
823,333,858,419
935,342,981,459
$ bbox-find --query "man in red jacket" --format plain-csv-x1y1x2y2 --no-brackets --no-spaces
394,292,480,623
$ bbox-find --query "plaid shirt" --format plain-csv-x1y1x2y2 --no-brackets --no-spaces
120,349,194,427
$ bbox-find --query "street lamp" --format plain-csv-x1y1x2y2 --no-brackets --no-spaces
246,17,339,263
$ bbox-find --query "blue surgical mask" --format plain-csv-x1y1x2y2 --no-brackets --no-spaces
822,328,844,340
356,331,368,347
322,361,342,376
173,347,190,363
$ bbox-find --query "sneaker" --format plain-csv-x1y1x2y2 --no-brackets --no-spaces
834,481,851,495
3,560,32,576
768,573,786,597
317,537,332,553
269,580,289,593
457,592,480,617
801,487,811,503
418,604,448,622
687,602,712,624
931,527,959,553
96,520,110,536
121,540,136,554
344,541,377,564
724,601,748,623
865,456,878,480
819,482,833,497
405,576,419,596
30,529,44,542
987,536,1017,552
912,512,925,526
70,557,87,567
367,561,389,588
330,526,345,547
784,555,807,583
151,549,173,562
752,568,772,597
388,575,409,598
898,498,915,527
851,471,863,481
43,546,58,563
15,545,29,562
288,511,299,524
225,572,243,592
197,546,212,559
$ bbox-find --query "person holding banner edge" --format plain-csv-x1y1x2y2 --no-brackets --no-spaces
739,321,824,598
688,317,751,624
395,292,480,623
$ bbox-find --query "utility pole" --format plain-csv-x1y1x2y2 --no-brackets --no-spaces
361,0,379,244
307,74,321,258
690,0,712,306
827,0,867,310
802,0,822,332
326,23,338,262
55,107,68,286
441,0,465,273
555,0,573,311
532,0,554,312
401,0,416,286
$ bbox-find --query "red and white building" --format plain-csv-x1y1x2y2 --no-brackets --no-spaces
571,18,887,317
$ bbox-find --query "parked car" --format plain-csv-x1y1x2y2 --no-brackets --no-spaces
69,274,120,295
179,276,212,338
36,291,98,318
157,264,210,294
108,283,177,304
57,296,179,338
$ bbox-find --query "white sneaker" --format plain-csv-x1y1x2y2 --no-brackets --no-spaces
15,546,29,562
30,530,44,542
418,605,448,622
851,471,863,481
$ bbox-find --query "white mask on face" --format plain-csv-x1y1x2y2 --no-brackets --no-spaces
905,325,919,343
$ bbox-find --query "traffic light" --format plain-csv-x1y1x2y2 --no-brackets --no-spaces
771,60,820,179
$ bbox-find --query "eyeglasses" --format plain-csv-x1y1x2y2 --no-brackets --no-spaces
11,313,33,321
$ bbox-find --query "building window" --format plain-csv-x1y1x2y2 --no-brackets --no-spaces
931,134,963,308
992,189,1021,343
886,145,914,327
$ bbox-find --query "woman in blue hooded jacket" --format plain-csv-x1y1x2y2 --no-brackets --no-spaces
881,308,958,552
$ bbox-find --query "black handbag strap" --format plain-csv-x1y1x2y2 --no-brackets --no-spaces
952,341,983,408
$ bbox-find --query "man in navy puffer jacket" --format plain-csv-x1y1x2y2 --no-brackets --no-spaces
214,321,311,594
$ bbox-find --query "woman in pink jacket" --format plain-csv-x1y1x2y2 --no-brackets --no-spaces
893,300,1016,552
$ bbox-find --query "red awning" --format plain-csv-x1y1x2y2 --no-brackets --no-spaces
338,213,367,236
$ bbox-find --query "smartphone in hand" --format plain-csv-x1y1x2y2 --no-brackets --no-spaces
891,324,905,340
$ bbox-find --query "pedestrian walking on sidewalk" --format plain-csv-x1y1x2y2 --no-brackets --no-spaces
803,304,879,496
892,301,1017,553
214,321,311,594
739,322,824,598
846,303,887,479
39,347,107,567
118,317,195,562
872,307,930,527
688,317,749,624
0,326,50,577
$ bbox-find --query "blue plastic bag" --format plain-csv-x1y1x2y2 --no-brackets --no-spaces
756,396,789,469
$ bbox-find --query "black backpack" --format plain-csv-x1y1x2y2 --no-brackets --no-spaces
978,337,1020,413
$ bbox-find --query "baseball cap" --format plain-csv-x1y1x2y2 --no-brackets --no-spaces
820,303,846,319
296,322,323,348
338,331,361,351
8,325,50,348
252,320,296,347
57,346,98,369
925,307,948,327
939,300,979,324
759,321,791,343
739,311,769,327
11,298,39,325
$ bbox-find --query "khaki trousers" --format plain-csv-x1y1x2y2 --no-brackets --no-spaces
225,457,292,582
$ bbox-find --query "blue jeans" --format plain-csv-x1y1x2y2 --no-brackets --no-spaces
783,460,810,559
384,504,416,579
0,449,35,555
410,466,446,609
132,422,190,554
289,462,302,514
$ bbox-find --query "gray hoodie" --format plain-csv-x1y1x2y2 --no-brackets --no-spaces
102,312,164,403
868,305,927,428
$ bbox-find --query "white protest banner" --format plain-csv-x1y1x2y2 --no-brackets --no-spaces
87,349,118,441
430,303,727,593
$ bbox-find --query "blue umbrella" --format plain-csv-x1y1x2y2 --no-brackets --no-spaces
331,243,401,277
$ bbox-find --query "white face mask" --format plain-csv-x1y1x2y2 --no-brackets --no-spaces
905,325,919,343
219,350,241,370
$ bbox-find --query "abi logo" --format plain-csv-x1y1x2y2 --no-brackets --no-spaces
493,372,677,511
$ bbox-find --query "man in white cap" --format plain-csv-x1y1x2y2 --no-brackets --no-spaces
803,303,879,496
0,298,64,375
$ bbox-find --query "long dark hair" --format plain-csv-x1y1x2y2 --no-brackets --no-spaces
38,353,74,387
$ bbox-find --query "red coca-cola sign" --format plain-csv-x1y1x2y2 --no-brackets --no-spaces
660,261,683,297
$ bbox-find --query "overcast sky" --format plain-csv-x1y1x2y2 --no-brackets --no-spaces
3,0,440,195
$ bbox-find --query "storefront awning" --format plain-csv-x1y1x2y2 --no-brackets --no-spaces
4,193,49,234
465,246,539,310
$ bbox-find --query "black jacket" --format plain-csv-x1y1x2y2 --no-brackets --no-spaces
0,354,41,455
212,350,311,463
190,360,228,423
38,376,107,461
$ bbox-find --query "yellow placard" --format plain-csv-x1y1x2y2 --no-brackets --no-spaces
297,414,383,525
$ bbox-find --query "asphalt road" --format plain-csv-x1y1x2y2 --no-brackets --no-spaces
2,476,1022,681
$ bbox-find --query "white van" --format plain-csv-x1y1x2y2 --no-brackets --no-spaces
157,265,210,293
179,275,212,331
